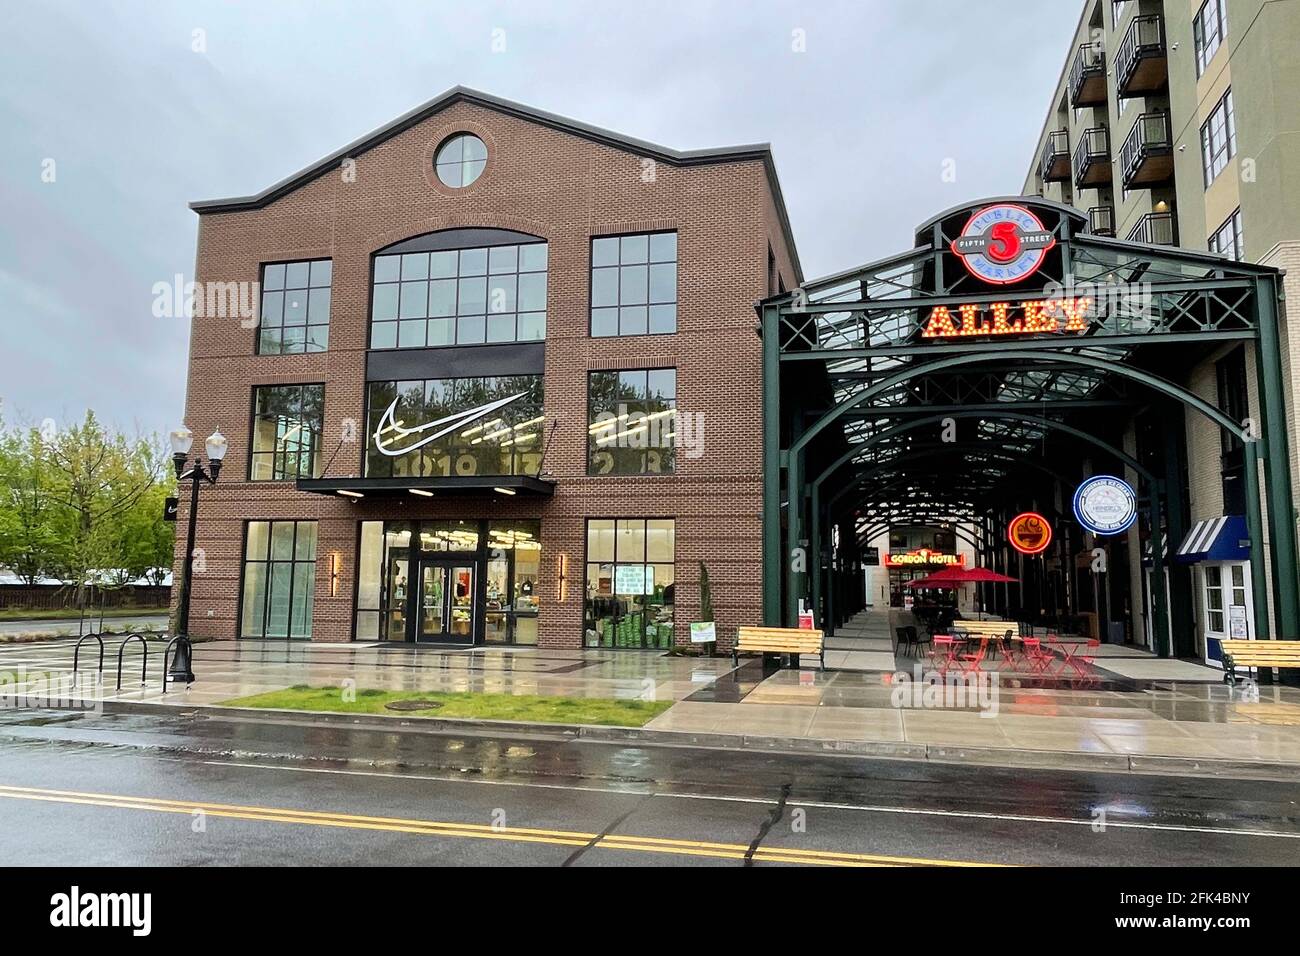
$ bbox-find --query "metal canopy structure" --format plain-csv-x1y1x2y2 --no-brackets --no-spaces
759,197,1297,656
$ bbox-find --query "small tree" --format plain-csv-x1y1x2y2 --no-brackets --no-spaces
698,561,715,622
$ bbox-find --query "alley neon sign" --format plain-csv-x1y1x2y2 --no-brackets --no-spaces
921,296,1093,340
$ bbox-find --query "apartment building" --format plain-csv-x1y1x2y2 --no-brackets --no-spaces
179,87,800,650
1022,0,1300,661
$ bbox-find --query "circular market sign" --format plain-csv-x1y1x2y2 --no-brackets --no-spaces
949,203,1056,285
1008,512,1052,555
1073,474,1137,536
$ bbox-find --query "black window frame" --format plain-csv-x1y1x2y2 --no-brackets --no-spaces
582,517,676,650
248,382,326,481
586,367,677,476
1199,89,1236,189
1208,208,1244,261
256,258,332,355
589,230,678,338
237,520,318,640
1193,0,1227,78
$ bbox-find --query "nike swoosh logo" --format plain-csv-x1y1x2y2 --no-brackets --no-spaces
372,392,527,457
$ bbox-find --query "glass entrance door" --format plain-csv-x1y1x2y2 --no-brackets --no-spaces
386,554,411,642
415,562,476,644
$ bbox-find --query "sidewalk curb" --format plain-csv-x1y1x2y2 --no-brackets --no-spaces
99,700,1300,781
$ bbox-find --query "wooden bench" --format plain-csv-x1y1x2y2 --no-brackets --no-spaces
734,626,825,671
949,620,1018,638
1217,639,1300,685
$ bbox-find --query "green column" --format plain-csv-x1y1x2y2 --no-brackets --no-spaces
786,449,803,627
761,303,782,626
1147,482,1171,658
1243,440,1271,642
1254,278,1300,640
810,481,821,627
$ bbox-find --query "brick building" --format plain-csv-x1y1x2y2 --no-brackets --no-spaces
178,87,800,649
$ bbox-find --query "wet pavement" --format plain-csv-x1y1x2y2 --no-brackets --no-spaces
0,614,167,638
0,706,1297,866
3,614,1300,774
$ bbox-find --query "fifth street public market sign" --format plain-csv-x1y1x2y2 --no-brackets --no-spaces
1073,475,1138,535
950,203,1056,284
922,296,1092,339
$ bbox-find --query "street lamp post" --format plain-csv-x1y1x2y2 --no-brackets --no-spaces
168,425,228,685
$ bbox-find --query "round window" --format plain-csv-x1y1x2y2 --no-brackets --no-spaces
434,133,487,188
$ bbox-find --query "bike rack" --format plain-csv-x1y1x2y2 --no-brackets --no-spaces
72,632,105,676
161,636,191,693
115,632,149,691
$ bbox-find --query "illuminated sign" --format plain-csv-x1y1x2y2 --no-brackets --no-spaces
884,549,965,568
950,203,1056,284
1073,475,1137,536
922,297,1093,339
373,392,527,457
1008,512,1052,555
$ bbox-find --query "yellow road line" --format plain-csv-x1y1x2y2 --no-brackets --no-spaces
0,783,992,867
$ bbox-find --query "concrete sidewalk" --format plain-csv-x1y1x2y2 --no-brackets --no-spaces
1,617,1298,779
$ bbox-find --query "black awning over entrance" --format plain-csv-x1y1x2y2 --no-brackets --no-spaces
296,474,556,499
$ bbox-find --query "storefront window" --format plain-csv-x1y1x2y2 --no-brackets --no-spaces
241,521,317,639
366,375,543,478
584,518,675,649
249,383,324,480
588,369,676,475
1204,565,1225,634
485,520,541,645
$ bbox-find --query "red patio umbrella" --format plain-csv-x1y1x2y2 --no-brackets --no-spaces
905,566,1019,587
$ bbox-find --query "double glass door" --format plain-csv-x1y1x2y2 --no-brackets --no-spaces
385,552,476,644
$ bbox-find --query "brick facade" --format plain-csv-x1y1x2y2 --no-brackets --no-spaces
176,92,799,649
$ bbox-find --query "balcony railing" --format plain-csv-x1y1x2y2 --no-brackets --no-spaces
1126,211,1177,246
1088,205,1116,237
1119,111,1174,188
1116,14,1167,97
1041,130,1071,182
1072,127,1112,189
1069,42,1107,108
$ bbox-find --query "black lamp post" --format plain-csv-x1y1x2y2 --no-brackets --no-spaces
168,424,228,685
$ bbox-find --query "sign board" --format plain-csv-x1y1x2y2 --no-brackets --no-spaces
1008,512,1052,555
949,203,1056,284
884,548,964,568
1073,475,1137,535
689,622,716,644
1228,604,1249,639
798,610,815,630
614,564,654,596
921,296,1091,340
163,497,179,522
864,547,880,564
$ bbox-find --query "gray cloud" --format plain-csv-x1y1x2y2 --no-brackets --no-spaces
0,0,1079,435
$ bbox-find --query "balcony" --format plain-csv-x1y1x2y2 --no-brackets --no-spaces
1126,211,1177,246
1069,42,1107,108
1119,111,1174,188
1040,130,1071,182
1088,205,1116,237
1072,127,1112,189
1116,15,1167,97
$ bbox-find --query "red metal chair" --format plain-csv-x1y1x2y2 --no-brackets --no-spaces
1022,637,1055,674
931,636,960,676
958,637,988,675
1065,638,1101,678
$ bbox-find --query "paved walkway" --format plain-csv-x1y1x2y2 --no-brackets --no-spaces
1,613,1297,775
0,614,168,638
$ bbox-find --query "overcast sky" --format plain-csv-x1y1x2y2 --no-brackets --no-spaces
0,0,1081,437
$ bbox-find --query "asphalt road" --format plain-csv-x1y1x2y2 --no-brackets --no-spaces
0,707,1296,866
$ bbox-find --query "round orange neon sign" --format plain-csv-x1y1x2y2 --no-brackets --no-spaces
1008,512,1052,555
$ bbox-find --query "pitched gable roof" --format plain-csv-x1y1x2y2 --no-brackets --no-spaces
190,85,801,280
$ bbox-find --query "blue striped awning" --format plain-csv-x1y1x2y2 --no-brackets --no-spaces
1176,515,1249,563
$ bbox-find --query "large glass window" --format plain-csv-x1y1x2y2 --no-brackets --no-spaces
371,242,546,349
1200,89,1236,188
485,520,542,646
584,518,675,649
240,521,317,639
590,232,677,336
588,369,676,475
366,375,543,478
1208,208,1243,261
258,259,331,354
1193,0,1227,77
249,384,324,480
